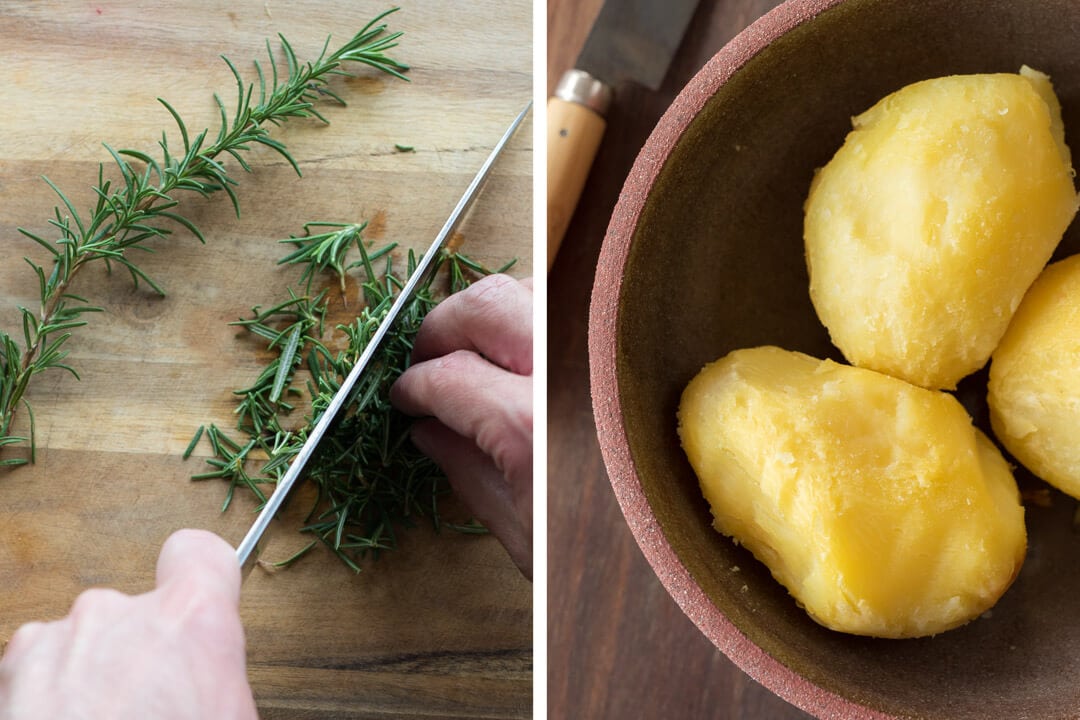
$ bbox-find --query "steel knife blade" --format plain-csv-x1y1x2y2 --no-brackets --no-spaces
577,0,701,94
236,102,532,577
547,0,701,267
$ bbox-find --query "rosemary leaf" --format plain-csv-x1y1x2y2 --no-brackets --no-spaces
184,425,206,460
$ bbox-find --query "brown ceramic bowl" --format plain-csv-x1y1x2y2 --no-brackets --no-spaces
589,0,1080,717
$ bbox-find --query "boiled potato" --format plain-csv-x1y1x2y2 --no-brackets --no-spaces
989,255,1080,498
678,346,1026,638
805,67,1078,390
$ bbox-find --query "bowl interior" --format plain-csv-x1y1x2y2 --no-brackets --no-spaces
609,0,1080,717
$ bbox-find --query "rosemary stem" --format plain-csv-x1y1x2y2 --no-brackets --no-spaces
0,12,409,463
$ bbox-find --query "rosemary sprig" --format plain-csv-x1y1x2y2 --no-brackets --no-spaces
0,9,408,465
194,225,513,571
278,221,383,293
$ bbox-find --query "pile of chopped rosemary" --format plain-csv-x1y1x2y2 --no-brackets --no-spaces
189,223,512,572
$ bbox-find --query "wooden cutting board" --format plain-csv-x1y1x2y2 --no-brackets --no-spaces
0,2,532,717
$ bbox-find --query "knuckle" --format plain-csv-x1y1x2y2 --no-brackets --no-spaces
156,583,240,645
428,348,481,378
473,272,517,294
179,592,231,634
70,587,127,619
460,274,520,317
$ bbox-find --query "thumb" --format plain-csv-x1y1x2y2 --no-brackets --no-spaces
155,528,241,605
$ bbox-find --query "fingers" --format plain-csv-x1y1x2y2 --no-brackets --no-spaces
390,273,534,579
411,274,533,375
411,419,532,578
156,529,241,607
390,349,532,485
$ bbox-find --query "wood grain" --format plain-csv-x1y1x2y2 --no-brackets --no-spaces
546,1,815,718
0,2,531,717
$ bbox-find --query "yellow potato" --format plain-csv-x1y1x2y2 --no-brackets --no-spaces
805,67,1078,390
989,255,1080,497
678,346,1026,638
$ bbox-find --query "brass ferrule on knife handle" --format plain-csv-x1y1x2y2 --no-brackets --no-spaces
547,69,613,268
554,68,613,116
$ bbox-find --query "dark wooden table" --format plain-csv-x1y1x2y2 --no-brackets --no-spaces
546,1,814,717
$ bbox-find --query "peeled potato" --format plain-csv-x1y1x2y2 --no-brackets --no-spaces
678,346,1026,638
805,67,1078,390
989,255,1080,497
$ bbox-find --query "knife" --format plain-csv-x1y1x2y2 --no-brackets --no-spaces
236,101,533,577
546,0,701,268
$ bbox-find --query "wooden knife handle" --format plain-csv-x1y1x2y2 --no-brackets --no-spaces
547,96,607,268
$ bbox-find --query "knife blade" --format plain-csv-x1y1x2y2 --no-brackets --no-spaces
236,101,532,577
547,0,701,268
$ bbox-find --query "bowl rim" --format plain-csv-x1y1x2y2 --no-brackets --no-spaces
587,0,895,717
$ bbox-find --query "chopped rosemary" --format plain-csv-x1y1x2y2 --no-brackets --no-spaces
183,425,206,461
0,10,408,465
194,226,509,572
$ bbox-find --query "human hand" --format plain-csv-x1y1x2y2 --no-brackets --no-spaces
391,273,533,578
0,529,257,720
